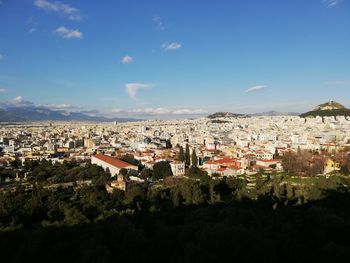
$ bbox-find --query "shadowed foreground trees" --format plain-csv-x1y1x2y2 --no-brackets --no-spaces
0,190,350,262
1,160,350,262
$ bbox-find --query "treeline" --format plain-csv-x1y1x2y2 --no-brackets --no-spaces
1,160,350,261
0,187,350,262
1,159,111,185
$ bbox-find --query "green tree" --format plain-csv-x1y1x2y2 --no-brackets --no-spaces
186,166,207,178
124,183,145,206
191,149,198,167
140,168,152,180
176,146,185,162
59,202,89,226
152,161,173,180
185,144,191,167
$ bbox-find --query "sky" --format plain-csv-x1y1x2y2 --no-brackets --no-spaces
0,0,350,118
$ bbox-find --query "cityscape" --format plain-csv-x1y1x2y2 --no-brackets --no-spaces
1,0,350,262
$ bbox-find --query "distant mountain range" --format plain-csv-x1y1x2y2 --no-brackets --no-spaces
0,107,139,122
300,101,350,118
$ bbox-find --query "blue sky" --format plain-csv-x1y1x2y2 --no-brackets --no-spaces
0,0,350,118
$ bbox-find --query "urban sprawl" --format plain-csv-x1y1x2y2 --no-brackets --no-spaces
1,115,349,191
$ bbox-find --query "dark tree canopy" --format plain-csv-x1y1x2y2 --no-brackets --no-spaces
152,161,173,180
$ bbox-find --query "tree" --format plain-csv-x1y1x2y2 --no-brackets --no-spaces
124,183,145,206
282,150,324,176
152,161,173,180
176,146,185,162
10,158,22,169
59,202,89,225
191,149,198,167
120,154,144,171
185,144,191,167
140,168,153,180
186,166,207,178
119,168,128,176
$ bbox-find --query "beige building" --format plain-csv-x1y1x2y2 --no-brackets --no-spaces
170,161,185,176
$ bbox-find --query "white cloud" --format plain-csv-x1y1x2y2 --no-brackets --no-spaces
172,109,208,115
0,97,92,112
322,0,341,8
38,103,84,111
40,103,75,110
13,96,23,104
0,88,6,92
122,55,134,64
125,83,152,98
34,0,83,20
0,96,35,108
162,42,182,51
29,28,37,34
153,15,165,30
54,26,83,39
111,107,208,116
324,80,350,85
245,85,267,93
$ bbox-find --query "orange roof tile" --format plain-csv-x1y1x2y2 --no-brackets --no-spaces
93,154,137,169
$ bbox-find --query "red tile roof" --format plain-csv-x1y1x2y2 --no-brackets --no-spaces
93,154,137,169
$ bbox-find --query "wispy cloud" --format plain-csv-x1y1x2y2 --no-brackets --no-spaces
125,83,153,98
0,97,98,114
34,0,84,20
0,88,6,92
322,0,341,8
111,107,208,116
122,55,134,64
54,26,83,39
29,28,37,34
245,85,267,93
324,80,350,85
13,96,25,104
0,96,35,108
39,103,81,110
153,15,165,30
162,42,182,51
27,17,38,33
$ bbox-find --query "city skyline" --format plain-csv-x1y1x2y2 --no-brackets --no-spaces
1,0,350,118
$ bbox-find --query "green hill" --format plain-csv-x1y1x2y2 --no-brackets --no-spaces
300,101,350,118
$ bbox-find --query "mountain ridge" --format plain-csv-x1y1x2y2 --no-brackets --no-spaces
0,106,140,122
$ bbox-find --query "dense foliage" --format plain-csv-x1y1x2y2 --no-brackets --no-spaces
1,160,350,262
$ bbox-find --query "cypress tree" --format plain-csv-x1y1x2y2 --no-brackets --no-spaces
185,144,190,167
191,149,198,167
177,146,185,162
